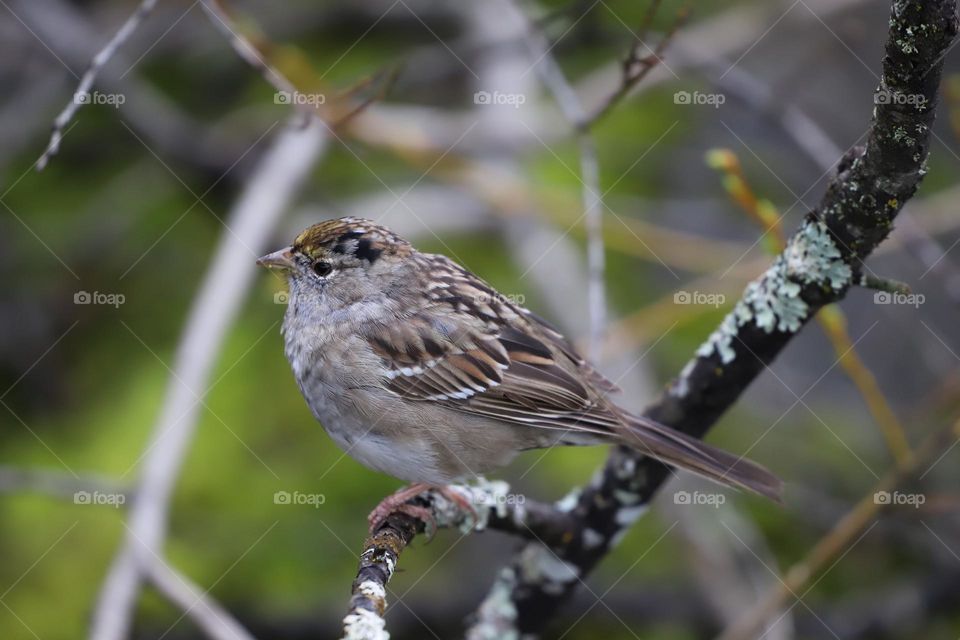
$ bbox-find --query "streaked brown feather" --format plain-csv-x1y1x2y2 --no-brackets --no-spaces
360,250,780,500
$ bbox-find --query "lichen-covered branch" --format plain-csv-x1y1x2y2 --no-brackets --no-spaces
483,1,958,634
341,480,577,640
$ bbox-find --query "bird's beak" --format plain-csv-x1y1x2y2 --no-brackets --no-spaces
257,247,295,270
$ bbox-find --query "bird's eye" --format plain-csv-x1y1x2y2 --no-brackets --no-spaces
313,261,334,277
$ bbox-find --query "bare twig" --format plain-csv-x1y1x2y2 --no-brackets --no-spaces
36,0,159,170
197,0,308,120
581,3,687,129
89,119,327,640
717,418,960,640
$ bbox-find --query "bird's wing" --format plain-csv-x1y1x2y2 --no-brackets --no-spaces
359,256,781,501
360,258,624,439
363,305,623,439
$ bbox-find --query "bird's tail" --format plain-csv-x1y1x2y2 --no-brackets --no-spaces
618,413,782,502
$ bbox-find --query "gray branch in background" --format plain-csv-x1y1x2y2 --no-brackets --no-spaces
89,118,327,640
0,466,130,502
517,2,607,361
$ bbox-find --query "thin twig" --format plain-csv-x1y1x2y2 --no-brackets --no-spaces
36,0,159,170
197,0,309,120
516,1,608,361
580,4,688,130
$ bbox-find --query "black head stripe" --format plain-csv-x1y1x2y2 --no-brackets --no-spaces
325,231,383,263
354,238,383,263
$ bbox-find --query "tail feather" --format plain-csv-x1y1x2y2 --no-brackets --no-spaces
619,414,783,503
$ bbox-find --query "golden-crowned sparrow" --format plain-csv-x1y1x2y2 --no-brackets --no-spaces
259,218,780,527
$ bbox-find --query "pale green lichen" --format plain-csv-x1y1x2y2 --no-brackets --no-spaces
431,478,516,533
518,544,580,595
892,126,916,146
357,580,386,603
554,487,581,512
466,568,519,640
341,609,389,640
613,488,642,505
696,220,852,364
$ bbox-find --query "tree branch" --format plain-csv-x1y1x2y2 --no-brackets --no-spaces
341,480,578,639
484,1,958,634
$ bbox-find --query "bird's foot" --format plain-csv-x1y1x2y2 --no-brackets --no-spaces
367,483,478,537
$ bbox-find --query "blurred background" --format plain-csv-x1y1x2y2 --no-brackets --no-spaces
2,0,960,638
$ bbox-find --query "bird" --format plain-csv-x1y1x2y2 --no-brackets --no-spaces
258,217,781,529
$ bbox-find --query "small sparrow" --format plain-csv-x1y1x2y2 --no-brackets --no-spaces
259,218,780,528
